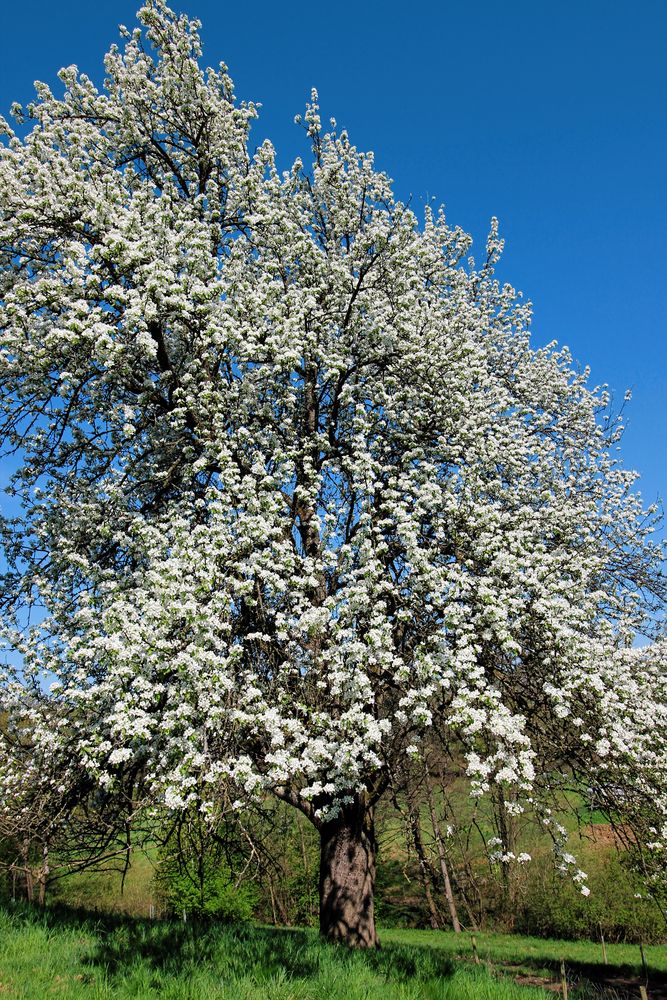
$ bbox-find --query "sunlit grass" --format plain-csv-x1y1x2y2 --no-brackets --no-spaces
0,905,557,1000
384,925,667,977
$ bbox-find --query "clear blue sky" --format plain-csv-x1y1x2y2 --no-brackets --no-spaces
1,0,665,522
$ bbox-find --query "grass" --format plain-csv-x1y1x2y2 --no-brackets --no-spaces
49,850,160,919
0,904,569,1000
385,925,667,968
384,926,667,982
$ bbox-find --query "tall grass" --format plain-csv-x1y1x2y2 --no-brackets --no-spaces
0,905,553,1000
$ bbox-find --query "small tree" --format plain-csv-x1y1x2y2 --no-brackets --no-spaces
1,1,665,947
154,808,256,921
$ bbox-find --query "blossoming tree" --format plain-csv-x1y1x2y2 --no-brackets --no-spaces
1,1,665,946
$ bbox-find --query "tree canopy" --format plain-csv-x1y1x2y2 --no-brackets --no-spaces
1,0,665,946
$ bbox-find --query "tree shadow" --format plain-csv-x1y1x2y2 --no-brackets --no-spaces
85,915,322,980
505,954,667,1000
1,902,455,986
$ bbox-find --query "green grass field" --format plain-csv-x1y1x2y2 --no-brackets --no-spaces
383,927,667,997
1,905,665,1000
382,925,667,972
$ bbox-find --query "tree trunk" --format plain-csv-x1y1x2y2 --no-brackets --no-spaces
319,799,378,947
21,840,34,904
495,787,518,928
408,803,441,929
37,844,49,907
426,784,462,933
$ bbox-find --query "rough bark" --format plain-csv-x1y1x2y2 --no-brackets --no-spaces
319,799,378,947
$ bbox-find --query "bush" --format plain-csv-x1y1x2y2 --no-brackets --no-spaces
154,847,257,922
517,850,665,944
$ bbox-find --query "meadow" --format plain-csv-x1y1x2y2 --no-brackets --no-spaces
1,903,665,1000
2,794,660,1000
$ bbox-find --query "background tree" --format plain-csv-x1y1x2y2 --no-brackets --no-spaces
1,0,665,947
153,805,257,921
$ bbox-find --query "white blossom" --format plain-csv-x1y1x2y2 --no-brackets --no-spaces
0,0,665,893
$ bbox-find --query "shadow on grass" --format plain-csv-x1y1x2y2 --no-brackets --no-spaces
1,902,456,986
502,954,667,1000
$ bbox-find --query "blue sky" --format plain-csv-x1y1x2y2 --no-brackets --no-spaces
1,0,665,521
